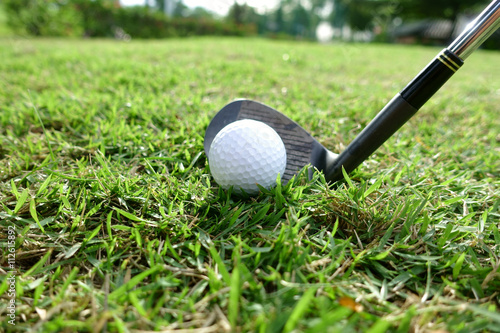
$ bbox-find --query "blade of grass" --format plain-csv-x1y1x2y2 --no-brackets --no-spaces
283,288,316,333
209,245,231,286
109,265,163,301
14,188,29,214
29,90,55,162
228,264,240,328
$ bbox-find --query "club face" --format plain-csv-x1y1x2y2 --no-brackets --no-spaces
204,100,338,183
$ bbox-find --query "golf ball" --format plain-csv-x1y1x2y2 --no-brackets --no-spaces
208,119,287,195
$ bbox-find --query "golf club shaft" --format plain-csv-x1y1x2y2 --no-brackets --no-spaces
325,0,500,183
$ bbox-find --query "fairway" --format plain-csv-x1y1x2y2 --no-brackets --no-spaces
1,37,499,332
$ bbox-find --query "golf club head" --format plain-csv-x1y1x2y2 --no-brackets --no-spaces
204,100,338,184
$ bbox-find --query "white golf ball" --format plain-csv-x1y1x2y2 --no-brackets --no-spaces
208,119,287,195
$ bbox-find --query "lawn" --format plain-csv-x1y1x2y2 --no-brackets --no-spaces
0,37,499,332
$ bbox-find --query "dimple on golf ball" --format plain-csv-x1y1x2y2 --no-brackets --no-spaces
208,119,287,195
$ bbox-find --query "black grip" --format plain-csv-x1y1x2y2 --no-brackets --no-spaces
401,49,463,109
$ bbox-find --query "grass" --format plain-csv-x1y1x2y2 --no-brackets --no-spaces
0,36,499,332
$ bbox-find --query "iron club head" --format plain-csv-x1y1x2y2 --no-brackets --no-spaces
204,99,338,184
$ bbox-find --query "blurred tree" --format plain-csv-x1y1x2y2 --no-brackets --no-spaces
397,0,489,41
189,7,217,19
172,1,188,17
149,0,176,15
397,0,487,21
3,0,84,36
227,2,260,26
330,0,396,32
329,0,347,37
269,0,321,38
148,0,213,19
291,3,310,36
310,0,329,11
275,4,286,32
227,2,245,25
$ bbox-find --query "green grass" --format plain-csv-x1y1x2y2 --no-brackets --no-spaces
0,37,499,332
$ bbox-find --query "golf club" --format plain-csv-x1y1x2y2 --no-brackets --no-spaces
205,0,500,184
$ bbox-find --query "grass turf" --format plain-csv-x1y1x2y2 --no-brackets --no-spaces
0,37,499,332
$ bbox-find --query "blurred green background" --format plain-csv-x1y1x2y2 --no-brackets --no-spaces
1,0,499,49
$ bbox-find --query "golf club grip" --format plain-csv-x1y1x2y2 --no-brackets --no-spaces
325,49,463,182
